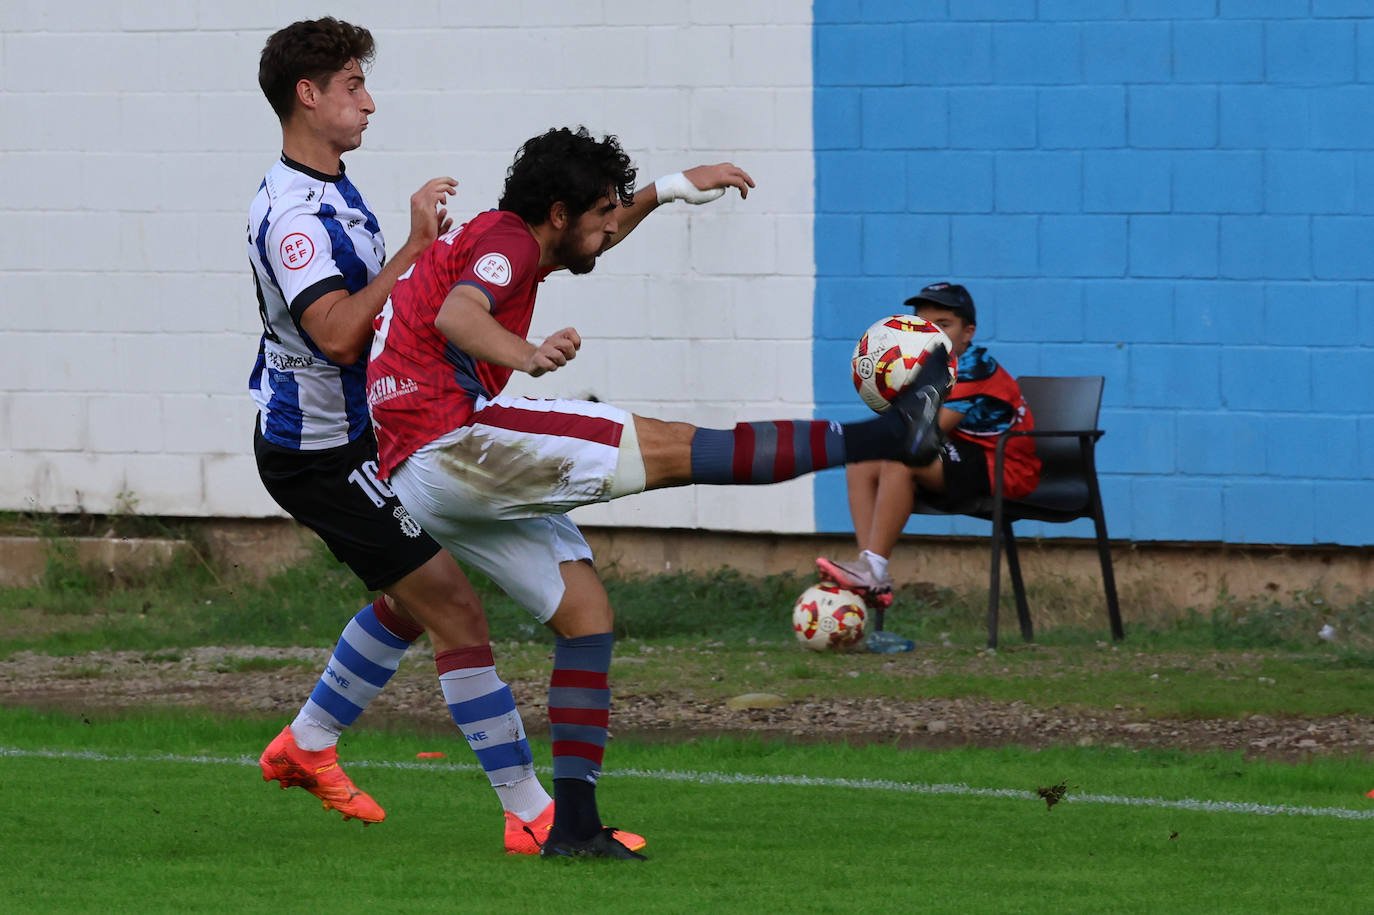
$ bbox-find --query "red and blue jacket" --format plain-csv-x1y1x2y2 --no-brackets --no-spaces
945,346,1042,500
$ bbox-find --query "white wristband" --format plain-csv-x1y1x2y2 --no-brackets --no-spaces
655,171,726,205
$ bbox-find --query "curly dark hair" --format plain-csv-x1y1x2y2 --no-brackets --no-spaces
258,18,375,122
498,127,637,225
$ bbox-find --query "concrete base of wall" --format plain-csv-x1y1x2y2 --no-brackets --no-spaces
4,520,1371,628
586,527,1374,623
0,535,191,587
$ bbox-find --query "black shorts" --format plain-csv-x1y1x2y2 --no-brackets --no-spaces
254,426,441,591
925,436,992,507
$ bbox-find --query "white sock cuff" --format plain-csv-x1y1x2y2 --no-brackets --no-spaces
861,549,890,579
290,712,341,752
495,774,553,822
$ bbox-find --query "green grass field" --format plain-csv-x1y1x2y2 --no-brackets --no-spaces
6,537,1374,912
3,707,1374,914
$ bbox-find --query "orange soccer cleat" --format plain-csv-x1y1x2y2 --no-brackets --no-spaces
503,802,646,855
259,725,385,824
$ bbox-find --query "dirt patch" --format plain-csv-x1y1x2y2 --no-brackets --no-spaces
4,646,1374,762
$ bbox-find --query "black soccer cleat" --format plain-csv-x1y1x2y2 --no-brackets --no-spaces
540,826,648,861
892,382,943,467
915,340,955,403
892,341,953,467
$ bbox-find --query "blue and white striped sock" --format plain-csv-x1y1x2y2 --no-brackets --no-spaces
438,644,548,820
291,597,421,751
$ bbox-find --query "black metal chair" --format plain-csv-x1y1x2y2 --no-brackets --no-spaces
912,375,1124,648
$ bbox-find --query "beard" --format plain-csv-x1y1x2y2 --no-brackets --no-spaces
553,234,600,275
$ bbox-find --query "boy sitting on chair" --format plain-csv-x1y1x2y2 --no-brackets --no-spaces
817,282,1042,611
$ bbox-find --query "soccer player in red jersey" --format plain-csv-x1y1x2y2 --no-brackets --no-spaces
366,127,948,859
247,18,643,855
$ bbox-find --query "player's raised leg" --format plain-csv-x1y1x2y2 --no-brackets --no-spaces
668,345,951,489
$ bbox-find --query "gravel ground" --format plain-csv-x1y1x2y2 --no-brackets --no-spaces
3,645,1374,762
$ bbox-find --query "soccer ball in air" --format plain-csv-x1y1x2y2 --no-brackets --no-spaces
792,583,867,652
851,315,956,413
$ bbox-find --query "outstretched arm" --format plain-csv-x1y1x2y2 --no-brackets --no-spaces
603,162,755,251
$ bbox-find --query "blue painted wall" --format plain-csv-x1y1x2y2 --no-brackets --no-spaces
813,1,1374,546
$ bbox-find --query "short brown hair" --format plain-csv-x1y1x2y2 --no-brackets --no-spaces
258,17,375,122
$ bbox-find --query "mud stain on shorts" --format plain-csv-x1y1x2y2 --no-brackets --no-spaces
434,428,598,510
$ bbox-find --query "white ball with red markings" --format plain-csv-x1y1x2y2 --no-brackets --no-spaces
851,314,956,413
792,583,867,652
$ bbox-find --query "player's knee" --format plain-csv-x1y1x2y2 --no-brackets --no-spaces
634,415,694,453
545,607,615,639
433,587,484,622
634,415,697,488
547,563,615,638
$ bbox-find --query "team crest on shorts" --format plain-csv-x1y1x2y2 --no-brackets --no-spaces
393,505,423,538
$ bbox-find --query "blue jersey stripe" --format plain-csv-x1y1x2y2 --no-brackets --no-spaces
254,209,277,289
316,204,368,293
249,341,265,392
263,369,303,448
336,177,381,236
313,203,373,438
252,201,308,448
339,362,370,439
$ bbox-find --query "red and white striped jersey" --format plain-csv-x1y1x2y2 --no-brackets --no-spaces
366,210,554,477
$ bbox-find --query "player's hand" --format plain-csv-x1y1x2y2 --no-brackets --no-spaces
406,176,458,249
656,163,755,205
526,327,582,377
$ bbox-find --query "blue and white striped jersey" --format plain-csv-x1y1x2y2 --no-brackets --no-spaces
247,155,386,450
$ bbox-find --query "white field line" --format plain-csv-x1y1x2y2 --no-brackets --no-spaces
3,745,1373,821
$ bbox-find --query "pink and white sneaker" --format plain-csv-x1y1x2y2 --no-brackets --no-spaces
815,556,895,610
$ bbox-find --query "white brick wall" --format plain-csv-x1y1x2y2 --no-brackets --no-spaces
0,2,816,533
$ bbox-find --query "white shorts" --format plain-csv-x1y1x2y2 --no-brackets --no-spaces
388,395,634,623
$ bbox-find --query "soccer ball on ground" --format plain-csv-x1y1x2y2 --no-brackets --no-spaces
792,583,867,652
851,314,957,413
